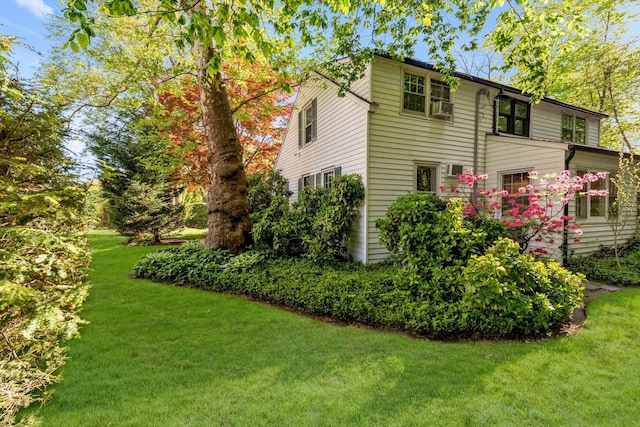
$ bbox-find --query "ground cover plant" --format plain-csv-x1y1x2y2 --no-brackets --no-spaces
567,238,640,287
32,230,640,426
132,241,582,339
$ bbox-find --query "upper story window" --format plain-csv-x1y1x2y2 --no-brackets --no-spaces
403,72,453,118
416,164,438,193
403,73,426,113
298,98,317,148
497,97,530,137
430,80,451,103
562,114,586,144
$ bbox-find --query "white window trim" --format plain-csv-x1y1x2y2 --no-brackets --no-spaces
414,162,440,193
298,98,317,148
562,113,587,144
498,169,534,217
402,71,427,115
322,168,335,189
575,168,612,221
401,71,454,119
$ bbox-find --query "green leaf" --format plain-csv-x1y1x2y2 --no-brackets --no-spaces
76,32,89,49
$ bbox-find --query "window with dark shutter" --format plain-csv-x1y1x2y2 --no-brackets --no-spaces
299,99,318,147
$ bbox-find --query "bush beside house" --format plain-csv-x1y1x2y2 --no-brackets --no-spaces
133,178,584,340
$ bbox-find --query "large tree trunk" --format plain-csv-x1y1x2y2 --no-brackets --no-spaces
197,43,253,254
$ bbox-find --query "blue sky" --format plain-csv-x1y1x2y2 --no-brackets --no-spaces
1,0,62,75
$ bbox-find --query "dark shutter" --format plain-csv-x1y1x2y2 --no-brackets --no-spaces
316,173,322,187
285,180,290,204
309,174,315,189
298,177,303,193
334,166,341,177
311,98,317,140
298,111,303,148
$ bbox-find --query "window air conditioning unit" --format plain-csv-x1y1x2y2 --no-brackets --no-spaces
446,163,464,177
431,100,454,118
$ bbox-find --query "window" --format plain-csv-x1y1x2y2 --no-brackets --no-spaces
302,174,311,188
497,97,530,137
576,170,610,219
298,99,317,147
403,72,426,113
323,170,334,189
430,80,451,103
562,114,586,144
501,171,531,210
416,164,438,193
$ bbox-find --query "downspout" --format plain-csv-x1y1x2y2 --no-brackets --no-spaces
562,144,576,265
473,88,490,205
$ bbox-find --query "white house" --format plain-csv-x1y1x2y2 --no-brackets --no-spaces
274,54,635,263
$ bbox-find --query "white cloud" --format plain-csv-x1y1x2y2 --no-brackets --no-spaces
16,0,53,18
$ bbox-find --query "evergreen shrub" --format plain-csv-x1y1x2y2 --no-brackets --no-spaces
252,174,364,261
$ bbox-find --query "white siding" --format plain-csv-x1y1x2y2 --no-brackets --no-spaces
484,135,566,189
531,102,602,147
348,64,371,100
586,117,601,147
530,103,561,141
275,74,370,261
568,150,637,257
366,57,497,262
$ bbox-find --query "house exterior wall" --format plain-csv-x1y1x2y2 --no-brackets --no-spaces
568,150,637,258
366,57,498,262
275,55,618,264
274,74,371,261
531,102,601,147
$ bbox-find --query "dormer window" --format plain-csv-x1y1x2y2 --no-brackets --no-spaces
562,114,586,144
497,97,530,137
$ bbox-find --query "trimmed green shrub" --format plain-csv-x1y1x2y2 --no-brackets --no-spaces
377,193,504,271
461,238,584,338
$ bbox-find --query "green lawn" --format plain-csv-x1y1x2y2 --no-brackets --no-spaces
34,230,640,426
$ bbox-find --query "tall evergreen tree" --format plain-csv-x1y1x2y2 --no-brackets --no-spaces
88,106,184,243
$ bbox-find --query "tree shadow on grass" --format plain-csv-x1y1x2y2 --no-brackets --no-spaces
34,231,640,426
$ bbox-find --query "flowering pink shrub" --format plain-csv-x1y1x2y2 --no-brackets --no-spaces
443,170,608,255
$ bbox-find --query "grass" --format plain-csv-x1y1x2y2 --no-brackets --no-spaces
32,230,640,426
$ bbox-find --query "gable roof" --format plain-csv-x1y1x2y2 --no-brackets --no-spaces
382,54,608,119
